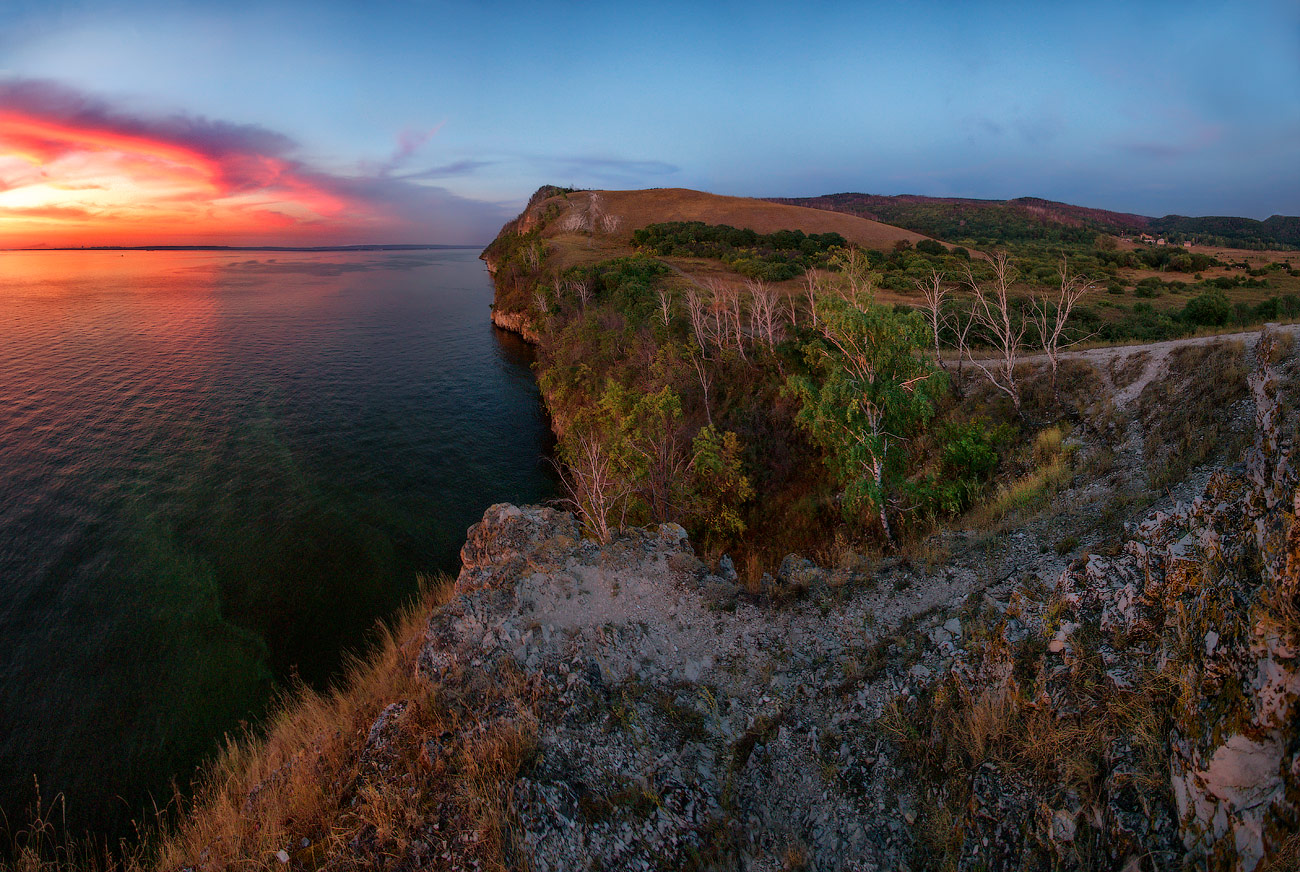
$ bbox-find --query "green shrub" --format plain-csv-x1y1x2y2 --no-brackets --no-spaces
1180,290,1232,327
924,420,1010,515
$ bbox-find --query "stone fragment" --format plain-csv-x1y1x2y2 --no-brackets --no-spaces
1050,809,1077,842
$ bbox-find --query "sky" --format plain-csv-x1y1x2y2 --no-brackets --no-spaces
0,0,1297,247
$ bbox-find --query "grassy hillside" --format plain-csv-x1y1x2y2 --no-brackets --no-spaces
522,187,933,248
774,191,1300,250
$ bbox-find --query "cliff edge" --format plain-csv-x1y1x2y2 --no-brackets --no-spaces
128,332,1299,872
401,352,1297,868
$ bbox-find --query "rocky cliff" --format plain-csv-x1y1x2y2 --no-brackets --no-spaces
400,331,1298,871
137,334,1297,871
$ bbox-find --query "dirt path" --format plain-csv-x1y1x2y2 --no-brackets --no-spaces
1066,323,1298,407
962,323,1300,410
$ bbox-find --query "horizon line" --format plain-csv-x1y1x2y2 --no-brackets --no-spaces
0,243,489,253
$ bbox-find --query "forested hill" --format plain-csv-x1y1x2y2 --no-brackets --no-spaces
772,192,1300,250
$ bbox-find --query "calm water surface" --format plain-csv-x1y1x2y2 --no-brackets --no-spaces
0,249,555,836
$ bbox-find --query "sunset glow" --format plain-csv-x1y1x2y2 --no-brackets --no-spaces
1,1,1295,245
0,104,373,247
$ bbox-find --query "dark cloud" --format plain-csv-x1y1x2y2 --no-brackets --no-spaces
0,76,511,243
0,77,295,159
302,170,510,244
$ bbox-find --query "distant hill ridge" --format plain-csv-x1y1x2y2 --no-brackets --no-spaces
504,186,935,251
772,192,1300,249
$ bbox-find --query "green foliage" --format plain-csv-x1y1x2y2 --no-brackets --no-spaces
1181,289,1232,327
785,298,945,538
684,426,754,542
926,420,1010,515
1099,307,1184,342
776,194,1108,245
1149,214,1300,250
563,255,672,323
1097,246,1219,273
481,229,549,313
631,221,846,280
556,380,685,535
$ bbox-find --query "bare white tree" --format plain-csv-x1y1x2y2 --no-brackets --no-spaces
916,270,974,395
555,432,634,543
964,252,1027,416
917,271,949,365
568,277,593,310
522,240,543,271
691,351,714,428
1029,258,1098,400
532,288,550,325
707,279,748,359
747,279,780,348
656,286,673,328
803,270,822,328
685,286,711,355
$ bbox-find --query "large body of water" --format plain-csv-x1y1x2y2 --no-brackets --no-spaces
0,248,556,836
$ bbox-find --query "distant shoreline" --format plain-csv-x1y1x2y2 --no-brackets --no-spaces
2,244,485,252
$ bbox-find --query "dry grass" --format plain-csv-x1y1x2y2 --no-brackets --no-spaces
881,611,1177,870
965,426,1072,528
1108,350,1150,392
540,188,931,251
1261,829,1300,872
3,575,538,872
1138,340,1249,488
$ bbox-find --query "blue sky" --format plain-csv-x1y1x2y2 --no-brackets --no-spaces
1,0,1297,243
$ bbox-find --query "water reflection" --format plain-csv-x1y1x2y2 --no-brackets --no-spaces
0,249,555,837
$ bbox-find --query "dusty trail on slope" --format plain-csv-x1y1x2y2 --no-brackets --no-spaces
959,322,1299,409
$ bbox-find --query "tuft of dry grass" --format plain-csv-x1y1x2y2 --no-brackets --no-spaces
879,611,1179,870
4,574,538,872
965,426,1072,529
1108,350,1150,392
1138,340,1249,488
1262,829,1300,872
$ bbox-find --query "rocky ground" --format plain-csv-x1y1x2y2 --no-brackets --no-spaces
392,331,1299,870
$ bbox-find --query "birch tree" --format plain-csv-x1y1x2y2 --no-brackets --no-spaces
747,279,780,349
964,252,1027,416
556,431,633,543
656,286,673,329
787,297,944,542
917,270,974,396
1028,258,1097,400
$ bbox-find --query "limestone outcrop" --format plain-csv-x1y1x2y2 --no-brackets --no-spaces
399,330,1298,870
